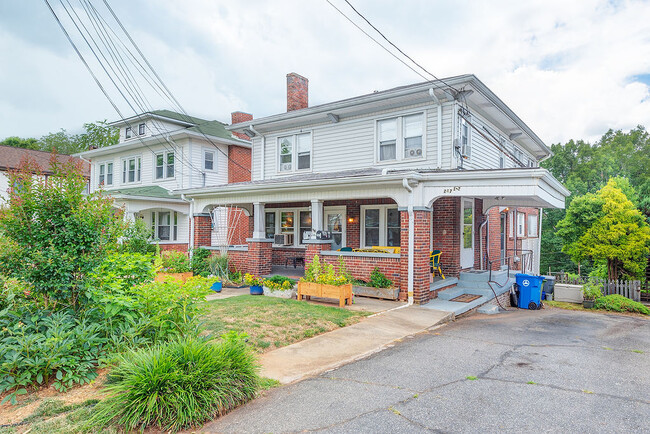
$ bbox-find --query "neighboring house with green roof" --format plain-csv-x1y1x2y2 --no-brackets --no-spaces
76,110,253,250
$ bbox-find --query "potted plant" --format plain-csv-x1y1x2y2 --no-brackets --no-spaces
298,255,353,307
263,276,297,298
352,267,399,300
582,281,603,308
244,273,264,295
210,277,222,292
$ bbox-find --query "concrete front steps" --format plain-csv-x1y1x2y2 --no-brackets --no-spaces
422,270,514,317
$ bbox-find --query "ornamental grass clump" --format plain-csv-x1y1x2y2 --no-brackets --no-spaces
88,333,259,432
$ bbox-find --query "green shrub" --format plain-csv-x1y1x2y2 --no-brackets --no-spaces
90,252,155,292
263,275,296,291
594,294,650,315
582,281,603,301
191,248,211,277
89,333,259,432
302,255,349,286
120,218,156,254
369,267,392,288
160,250,190,273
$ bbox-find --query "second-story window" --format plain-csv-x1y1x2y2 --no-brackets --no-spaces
155,151,175,179
122,156,141,183
278,132,311,172
459,117,470,158
204,150,215,171
138,123,145,135
125,127,132,139
377,113,424,162
98,162,113,186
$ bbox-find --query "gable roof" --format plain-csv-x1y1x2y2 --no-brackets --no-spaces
0,145,90,177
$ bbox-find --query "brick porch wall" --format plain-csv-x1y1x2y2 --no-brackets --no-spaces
431,197,461,277
319,254,401,289
193,215,211,247
399,209,432,304
227,249,250,274
272,247,307,266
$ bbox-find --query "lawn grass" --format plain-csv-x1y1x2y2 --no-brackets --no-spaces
545,300,649,318
201,295,371,353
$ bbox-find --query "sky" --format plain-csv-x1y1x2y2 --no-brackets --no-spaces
0,0,649,145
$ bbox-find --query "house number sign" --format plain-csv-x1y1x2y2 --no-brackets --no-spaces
443,186,461,194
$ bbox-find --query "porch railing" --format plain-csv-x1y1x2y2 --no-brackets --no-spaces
485,249,534,283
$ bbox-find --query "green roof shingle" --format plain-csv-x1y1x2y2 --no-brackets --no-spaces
106,185,179,199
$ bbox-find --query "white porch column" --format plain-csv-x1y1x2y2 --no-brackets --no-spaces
252,202,266,240
310,199,324,239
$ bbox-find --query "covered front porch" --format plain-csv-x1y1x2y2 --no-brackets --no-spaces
180,167,569,305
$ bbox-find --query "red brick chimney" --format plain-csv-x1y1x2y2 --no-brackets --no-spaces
287,73,308,111
230,111,253,141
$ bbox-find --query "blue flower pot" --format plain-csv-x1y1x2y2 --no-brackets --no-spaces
250,285,263,295
211,281,222,292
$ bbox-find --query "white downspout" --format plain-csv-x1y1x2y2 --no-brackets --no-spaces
428,88,443,169
249,125,264,181
403,178,414,306
536,208,543,275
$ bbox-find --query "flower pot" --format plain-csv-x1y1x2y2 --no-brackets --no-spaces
249,285,264,296
210,281,222,292
583,299,595,309
263,286,297,299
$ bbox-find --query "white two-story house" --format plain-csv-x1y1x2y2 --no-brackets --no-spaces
178,73,569,305
77,109,252,251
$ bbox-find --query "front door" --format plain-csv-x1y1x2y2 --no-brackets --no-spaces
325,209,345,251
460,199,474,269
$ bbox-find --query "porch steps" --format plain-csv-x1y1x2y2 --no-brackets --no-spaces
421,270,515,317
430,277,458,292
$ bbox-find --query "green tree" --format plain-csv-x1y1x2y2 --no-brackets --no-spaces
556,179,650,280
0,156,125,309
0,136,40,150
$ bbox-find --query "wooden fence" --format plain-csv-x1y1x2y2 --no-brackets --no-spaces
555,275,643,302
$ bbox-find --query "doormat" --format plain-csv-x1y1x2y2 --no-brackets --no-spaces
450,294,482,303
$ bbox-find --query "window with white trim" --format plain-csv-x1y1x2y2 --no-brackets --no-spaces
266,208,311,246
377,113,424,162
527,214,538,237
517,212,525,237
138,123,145,135
265,212,275,239
204,150,215,171
459,116,470,158
361,205,401,247
152,211,178,241
278,132,311,172
125,127,132,139
155,151,175,179
122,156,141,183
98,162,113,186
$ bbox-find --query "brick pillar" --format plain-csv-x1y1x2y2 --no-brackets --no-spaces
247,240,272,277
305,240,332,266
399,209,432,304
193,214,211,247
346,202,361,249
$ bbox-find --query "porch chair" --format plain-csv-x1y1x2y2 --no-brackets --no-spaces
430,250,445,280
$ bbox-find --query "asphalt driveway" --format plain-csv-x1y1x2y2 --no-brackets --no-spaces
202,308,650,433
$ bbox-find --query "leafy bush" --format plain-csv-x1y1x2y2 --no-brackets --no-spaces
90,252,155,292
120,218,156,255
582,281,603,301
160,250,190,273
368,267,392,288
0,308,104,404
302,255,349,286
191,248,212,277
0,157,124,309
594,294,650,314
89,333,259,432
263,275,296,291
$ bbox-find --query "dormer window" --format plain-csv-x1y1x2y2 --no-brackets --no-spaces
138,123,145,135
125,127,132,139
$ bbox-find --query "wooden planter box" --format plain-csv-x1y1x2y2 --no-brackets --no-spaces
297,282,353,307
155,272,194,283
353,285,399,300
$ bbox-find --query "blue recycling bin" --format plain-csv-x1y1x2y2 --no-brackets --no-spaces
515,274,545,310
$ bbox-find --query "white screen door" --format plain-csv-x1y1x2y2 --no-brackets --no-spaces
461,199,474,269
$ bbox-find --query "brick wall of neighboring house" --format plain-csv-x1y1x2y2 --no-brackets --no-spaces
193,215,211,247
228,146,252,183
230,111,253,141
431,197,461,278
227,207,250,245
486,207,504,271
272,247,307,266
159,243,189,252
286,73,308,111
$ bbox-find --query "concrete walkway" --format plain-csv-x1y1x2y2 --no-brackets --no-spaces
260,305,452,384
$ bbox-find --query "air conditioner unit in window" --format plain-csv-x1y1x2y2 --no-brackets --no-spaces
273,234,294,246
281,163,292,171
416,148,422,155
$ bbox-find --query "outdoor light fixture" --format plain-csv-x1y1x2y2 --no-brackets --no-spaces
347,217,355,223
243,128,256,137
327,113,340,123
509,132,522,140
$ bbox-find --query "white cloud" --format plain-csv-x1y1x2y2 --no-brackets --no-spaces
0,0,648,145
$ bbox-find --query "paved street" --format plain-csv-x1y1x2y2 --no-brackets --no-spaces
203,308,650,433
